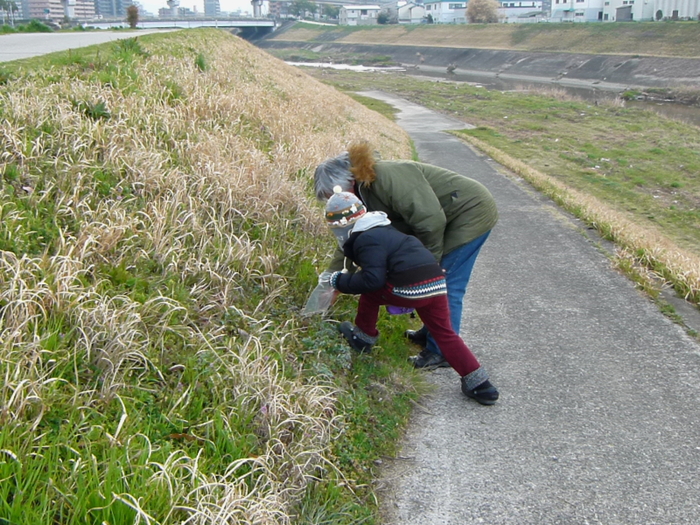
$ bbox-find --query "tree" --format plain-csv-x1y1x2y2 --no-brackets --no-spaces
466,0,500,23
322,4,339,19
377,11,389,24
289,0,317,19
126,4,139,29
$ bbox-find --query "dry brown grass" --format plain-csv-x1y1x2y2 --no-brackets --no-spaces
0,29,412,522
274,22,700,58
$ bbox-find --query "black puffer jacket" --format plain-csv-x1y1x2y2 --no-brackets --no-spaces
334,224,444,295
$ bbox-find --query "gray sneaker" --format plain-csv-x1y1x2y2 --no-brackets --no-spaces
404,328,428,348
338,322,374,354
408,349,450,369
461,378,499,405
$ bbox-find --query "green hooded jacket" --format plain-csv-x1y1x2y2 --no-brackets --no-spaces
326,156,498,272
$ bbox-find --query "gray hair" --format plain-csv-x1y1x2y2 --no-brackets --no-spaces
314,152,354,201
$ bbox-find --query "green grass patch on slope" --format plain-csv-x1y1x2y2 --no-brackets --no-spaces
348,93,400,119
0,29,419,525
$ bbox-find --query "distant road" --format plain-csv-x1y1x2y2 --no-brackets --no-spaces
0,30,176,63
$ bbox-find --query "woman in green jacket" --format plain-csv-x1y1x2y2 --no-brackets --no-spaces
314,142,498,369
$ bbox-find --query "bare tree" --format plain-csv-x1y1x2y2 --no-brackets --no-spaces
126,4,139,29
467,0,500,23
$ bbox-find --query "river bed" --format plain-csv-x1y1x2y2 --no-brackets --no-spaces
287,61,700,128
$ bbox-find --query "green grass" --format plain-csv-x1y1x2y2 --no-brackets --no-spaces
2,20,54,33
347,93,400,120
293,310,423,522
0,29,419,524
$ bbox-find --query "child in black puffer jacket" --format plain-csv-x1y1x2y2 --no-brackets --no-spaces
325,187,498,405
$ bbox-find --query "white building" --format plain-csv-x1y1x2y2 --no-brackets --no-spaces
601,0,655,21
650,0,700,19
204,0,220,17
423,0,467,23
339,4,381,25
397,0,426,22
550,0,605,21
499,0,546,22
94,0,135,18
19,0,95,21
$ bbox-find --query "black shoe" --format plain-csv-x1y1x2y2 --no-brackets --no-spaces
404,327,428,348
338,322,373,354
409,348,450,369
461,378,499,405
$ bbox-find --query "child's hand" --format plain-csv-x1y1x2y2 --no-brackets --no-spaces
318,271,334,284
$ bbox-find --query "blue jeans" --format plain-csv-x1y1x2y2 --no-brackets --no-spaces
425,230,491,356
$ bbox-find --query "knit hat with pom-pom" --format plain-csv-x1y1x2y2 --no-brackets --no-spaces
325,185,366,247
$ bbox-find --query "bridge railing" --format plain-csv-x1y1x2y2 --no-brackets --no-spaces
85,18,276,30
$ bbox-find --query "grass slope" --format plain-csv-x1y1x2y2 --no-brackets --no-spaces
271,21,700,58
0,28,424,524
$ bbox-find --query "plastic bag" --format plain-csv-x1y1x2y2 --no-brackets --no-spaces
301,272,338,317
386,305,415,315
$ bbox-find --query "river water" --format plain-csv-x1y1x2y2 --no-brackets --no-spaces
287,61,700,128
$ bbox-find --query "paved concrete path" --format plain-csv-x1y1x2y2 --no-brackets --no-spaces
358,90,700,525
0,31,175,63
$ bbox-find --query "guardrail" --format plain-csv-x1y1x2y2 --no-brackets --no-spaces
85,18,276,30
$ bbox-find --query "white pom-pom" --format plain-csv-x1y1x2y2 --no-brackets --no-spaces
333,185,343,194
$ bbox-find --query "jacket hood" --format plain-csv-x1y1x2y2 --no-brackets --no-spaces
348,142,377,185
351,211,391,234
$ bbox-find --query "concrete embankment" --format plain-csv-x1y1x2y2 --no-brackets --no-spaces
258,40,700,91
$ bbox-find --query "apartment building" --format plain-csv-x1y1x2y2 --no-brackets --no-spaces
204,0,220,16
20,0,96,20
601,0,654,20
499,0,546,22
397,1,426,22
550,0,604,21
423,0,466,23
339,4,381,24
95,0,134,18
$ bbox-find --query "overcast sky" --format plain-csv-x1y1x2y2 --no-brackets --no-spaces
138,0,256,16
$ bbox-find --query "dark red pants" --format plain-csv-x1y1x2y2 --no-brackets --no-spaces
354,288,481,377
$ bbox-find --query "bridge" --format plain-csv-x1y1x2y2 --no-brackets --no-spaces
85,18,278,39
